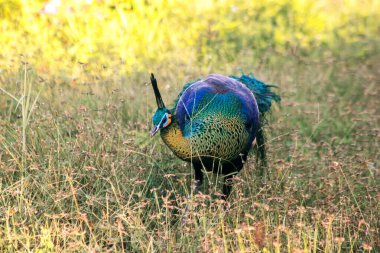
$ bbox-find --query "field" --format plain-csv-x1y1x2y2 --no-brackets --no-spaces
0,0,379,252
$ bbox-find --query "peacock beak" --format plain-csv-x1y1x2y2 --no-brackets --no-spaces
150,125,160,137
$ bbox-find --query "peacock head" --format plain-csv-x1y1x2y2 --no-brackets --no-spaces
150,73,172,136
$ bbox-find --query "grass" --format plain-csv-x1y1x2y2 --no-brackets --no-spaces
0,1,379,251
0,44,378,252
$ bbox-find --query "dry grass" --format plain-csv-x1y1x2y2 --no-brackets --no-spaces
0,1,379,251
0,46,379,252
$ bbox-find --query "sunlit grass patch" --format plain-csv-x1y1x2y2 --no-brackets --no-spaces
1,0,380,74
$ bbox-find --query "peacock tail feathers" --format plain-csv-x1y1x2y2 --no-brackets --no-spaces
230,73,281,120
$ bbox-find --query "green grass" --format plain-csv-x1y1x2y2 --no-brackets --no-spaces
0,42,379,252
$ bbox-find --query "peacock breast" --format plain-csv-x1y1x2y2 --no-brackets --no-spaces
186,113,253,162
161,112,254,163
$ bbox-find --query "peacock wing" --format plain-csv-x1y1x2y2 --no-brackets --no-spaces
175,74,259,139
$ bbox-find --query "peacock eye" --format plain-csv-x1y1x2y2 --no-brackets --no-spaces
161,113,172,127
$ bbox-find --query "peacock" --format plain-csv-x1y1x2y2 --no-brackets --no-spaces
150,73,280,198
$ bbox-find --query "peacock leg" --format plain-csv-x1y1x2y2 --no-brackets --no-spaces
193,163,203,193
255,126,268,180
222,174,234,199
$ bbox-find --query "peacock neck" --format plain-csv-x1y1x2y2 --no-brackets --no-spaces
160,114,192,161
